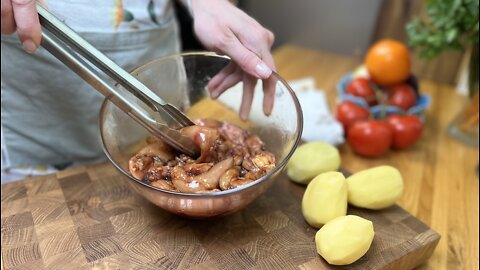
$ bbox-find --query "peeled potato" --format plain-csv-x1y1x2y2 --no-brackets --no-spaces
302,172,347,228
347,165,403,210
316,215,374,265
287,142,341,184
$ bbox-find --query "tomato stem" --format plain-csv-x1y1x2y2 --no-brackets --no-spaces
372,84,388,119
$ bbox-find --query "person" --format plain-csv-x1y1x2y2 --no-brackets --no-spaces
0,0,276,183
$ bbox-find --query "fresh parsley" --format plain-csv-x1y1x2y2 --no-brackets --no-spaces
406,0,479,59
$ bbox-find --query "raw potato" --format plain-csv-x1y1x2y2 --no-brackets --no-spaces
347,165,403,210
302,172,347,228
316,215,374,265
287,142,341,184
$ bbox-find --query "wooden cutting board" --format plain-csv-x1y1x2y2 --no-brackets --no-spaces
1,162,439,270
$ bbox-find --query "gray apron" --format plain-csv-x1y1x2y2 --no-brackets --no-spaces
1,5,180,168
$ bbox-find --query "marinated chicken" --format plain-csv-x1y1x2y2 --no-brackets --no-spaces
129,119,276,193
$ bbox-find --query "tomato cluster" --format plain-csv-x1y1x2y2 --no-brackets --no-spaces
336,99,423,158
336,76,423,158
335,39,424,158
345,77,418,111
336,98,423,157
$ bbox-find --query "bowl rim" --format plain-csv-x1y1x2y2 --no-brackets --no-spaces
99,51,303,197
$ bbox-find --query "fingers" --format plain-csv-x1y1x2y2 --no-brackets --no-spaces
1,0,16,34
239,74,256,120
234,22,275,54
192,0,277,118
231,18,275,68
260,45,276,72
231,20,277,116
207,62,236,92
210,65,242,99
208,31,277,117
11,0,41,53
262,77,276,116
259,48,276,116
216,32,272,80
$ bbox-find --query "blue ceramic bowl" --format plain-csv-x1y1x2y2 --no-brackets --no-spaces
336,73,430,121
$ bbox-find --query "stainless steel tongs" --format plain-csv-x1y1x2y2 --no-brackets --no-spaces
36,4,200,157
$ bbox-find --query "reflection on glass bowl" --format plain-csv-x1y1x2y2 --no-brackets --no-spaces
99,52,303,218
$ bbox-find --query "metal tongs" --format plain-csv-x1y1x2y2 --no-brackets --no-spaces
36,4,200,157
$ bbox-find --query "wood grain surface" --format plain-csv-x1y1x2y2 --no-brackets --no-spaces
1,163,439,270
274,45,479,270
1,45,477,270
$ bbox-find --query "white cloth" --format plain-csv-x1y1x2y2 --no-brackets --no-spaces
288,78,345,145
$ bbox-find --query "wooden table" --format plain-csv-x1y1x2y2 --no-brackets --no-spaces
274,45,479,270
1,45,478,270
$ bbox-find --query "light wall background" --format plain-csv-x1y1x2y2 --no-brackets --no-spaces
240,0,382,56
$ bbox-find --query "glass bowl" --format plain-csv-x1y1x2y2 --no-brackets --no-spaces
99,52,303,218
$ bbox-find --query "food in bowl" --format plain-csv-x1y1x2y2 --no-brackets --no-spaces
129,118,276,193
100,53,302,218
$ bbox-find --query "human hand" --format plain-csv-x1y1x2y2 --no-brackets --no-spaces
1,0,41,53
190,0,276,120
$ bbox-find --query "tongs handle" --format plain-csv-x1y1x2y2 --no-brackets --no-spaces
36,4,199,157
37,4,192,128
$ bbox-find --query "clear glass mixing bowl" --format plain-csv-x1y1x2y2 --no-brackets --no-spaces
99,52,302,218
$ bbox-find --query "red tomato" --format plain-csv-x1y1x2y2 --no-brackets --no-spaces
387,83,417,110
346,78,377,106
387,114,423,149
335,101,371,132
347,120,392,158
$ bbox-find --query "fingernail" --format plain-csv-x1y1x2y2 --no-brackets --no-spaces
240,110,248,121
263,104,273,116
210,90,219,99
22,40,37,54
255,63,272,79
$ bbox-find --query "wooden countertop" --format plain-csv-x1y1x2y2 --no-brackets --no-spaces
274,45,479,270
1,45,478,270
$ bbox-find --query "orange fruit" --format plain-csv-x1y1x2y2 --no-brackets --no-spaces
365,39,411,86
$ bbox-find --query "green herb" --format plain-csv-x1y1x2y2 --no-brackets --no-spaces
406,0,479,59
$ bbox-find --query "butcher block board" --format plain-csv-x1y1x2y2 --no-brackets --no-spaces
1,163,439,270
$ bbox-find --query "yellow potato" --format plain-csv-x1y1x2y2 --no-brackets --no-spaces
315,215,374,265
347,165,404,210
287,142,341,184
302,172,347,228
